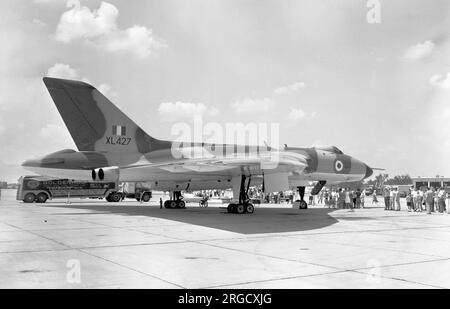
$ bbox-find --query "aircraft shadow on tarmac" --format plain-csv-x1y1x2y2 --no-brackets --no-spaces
46,204,342,234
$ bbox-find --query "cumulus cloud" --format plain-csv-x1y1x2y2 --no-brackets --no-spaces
158,101,219,121
402,40,435,61
274,82,306,95
47,63,78,79
46,63,114,98
288,107,306,120
54,0,165,59
101,26,165,59
231,97,273,113
429,72,450,89
287,107,317,122
55,0,118,42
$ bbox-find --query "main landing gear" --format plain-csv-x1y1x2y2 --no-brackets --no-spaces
295,186,308,209
163,191,186,209
227,175,255,215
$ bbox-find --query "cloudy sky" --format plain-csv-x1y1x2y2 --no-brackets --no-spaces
1,0,449,182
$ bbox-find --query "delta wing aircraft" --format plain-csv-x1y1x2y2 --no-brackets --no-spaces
22,77,374,214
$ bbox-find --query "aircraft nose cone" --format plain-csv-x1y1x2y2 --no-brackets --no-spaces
22,159,38,167
364,164,373,179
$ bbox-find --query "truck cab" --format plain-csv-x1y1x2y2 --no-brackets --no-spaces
120,182,152,202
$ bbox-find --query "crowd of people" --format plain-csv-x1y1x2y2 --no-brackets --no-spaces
382,186,449,214
315,188,365,211
199,186,450,215
250,187,369,211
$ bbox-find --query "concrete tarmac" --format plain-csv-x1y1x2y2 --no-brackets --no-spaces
1,189,450,288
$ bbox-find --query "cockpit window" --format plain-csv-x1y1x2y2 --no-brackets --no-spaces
331,146,343,154
314,145,343,154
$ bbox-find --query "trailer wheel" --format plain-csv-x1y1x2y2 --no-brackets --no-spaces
141,193,151,202
23,193,36,203
36,193,48,203
109,192,121,202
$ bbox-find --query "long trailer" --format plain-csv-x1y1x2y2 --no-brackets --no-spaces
16,176,120,203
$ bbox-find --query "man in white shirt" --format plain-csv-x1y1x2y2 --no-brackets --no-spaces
446,192,450,214
393,188,401,211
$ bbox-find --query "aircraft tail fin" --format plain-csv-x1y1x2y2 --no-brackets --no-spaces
43,77,170,153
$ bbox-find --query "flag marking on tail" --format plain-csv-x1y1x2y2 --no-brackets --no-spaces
112,125,126,136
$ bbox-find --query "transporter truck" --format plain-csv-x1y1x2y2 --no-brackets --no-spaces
16,176,121,203
119,182,152,202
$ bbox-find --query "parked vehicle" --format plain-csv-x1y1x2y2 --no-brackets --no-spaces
120,182,152,202
397,184,413,198
16,176,118,203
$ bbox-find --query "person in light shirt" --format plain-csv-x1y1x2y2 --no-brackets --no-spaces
345,188,353,212
411,189,417,211
394,188,401,211
447,192,450,214
389,188,395,211
437,188,446,213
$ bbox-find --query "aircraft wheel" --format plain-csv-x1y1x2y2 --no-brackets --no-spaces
23,193,36,203
245,203,254,214
236,204,245,214
178,200,186,208
299,200,308,209
141,193,151,202
169,200,177,209
36,193,48,203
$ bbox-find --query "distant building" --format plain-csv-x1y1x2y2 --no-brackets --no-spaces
7,183,18,189
0,181,7,189
412,177,450,190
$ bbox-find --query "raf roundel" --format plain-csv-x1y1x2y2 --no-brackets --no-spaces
335,160,344,172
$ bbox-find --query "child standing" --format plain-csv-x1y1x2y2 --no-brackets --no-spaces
372,192,378,205
406,192,412,212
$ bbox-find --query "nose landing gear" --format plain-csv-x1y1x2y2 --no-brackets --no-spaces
295,186,308,209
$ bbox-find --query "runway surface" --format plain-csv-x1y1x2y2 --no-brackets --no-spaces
1,189,450,288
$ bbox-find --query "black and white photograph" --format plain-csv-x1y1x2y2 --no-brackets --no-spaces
1,0,450,294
